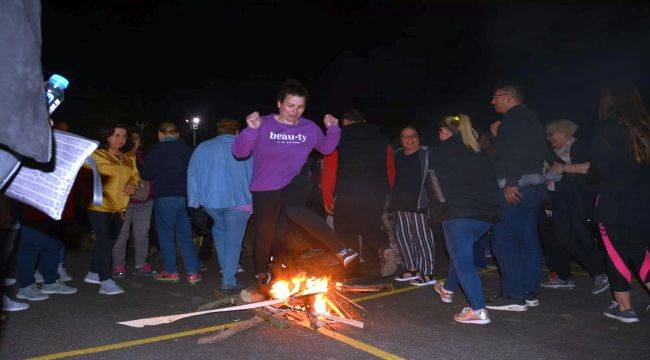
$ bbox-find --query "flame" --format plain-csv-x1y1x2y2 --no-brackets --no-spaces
313,294,327,314
269,280,292,300
269,274,333,315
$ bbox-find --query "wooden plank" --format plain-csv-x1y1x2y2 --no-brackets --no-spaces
118,299,286,328
313,313,364,329
197,316,265,344
249,308,290,330
329,293,363,321
333,291,366,312
336,283,393,292
196,296,237,311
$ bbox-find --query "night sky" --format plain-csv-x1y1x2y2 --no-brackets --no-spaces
42,1,650,146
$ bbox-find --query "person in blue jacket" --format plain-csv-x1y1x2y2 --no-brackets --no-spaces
187,118,253,294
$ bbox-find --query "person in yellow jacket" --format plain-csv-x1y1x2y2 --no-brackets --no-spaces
84,123,140,295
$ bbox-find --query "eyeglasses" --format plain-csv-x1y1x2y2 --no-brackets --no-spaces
492,93,512,99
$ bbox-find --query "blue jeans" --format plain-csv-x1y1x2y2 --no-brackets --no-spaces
154,197,198,274
442,218,492,310
473,232,490,269
206,208,250,287
17,225,62,287
491,185,546,300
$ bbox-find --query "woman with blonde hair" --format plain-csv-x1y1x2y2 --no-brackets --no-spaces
430,114,500,324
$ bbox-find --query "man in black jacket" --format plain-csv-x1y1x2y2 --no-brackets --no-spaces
321,109,397,278
486,82,547,312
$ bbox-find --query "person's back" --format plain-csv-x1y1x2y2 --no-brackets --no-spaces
323,109,394,277
590,117,650,224
335,122,389,197
144,139,192,198
144,122,201,285
432,134,500,224
187,134,252,210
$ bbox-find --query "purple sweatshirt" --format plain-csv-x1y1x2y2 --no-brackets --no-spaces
232,114,340,191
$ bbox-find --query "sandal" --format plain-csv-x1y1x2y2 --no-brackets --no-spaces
394,270,420,282
409,275,438,287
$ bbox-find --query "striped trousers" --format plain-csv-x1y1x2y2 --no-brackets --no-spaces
392,210,436,276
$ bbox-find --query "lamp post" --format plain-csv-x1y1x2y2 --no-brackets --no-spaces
185,116,200,148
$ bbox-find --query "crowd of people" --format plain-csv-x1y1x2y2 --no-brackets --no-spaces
1,79,648,326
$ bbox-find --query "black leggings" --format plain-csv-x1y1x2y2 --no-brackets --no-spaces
252,178,345,275
598,222,650,292
88,211,123,281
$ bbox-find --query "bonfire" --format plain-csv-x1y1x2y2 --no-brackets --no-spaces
118,271,393,344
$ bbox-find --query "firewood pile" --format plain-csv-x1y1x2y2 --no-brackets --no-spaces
195,277,393,344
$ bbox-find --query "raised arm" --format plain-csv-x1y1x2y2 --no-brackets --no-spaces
315,114,341,155
232,112,261,158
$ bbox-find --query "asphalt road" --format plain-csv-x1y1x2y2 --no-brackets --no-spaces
1,248,649,360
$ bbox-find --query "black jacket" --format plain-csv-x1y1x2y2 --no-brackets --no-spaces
494,104,547,186
430,134,500,223
142,139,193,198
334,122,389,199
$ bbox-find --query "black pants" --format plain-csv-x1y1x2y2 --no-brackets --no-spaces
549,207,606,280
252,177,345,275
88,211,123,281
598,222,650,292
333,194,388,258
545,240,606,280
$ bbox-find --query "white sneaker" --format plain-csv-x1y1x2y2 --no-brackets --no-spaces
4,278,16,287
99,279,124,295
2,295,29,312
16,284,49,301
34,271,44,284
58,264,73,282
41,280,78,295
409,275,437,287
84,271,100,284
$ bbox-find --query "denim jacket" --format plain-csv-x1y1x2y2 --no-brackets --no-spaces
187,134,253,209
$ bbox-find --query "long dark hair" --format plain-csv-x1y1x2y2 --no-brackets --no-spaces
598,81,650,164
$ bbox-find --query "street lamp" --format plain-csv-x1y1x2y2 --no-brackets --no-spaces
185,116,200,148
